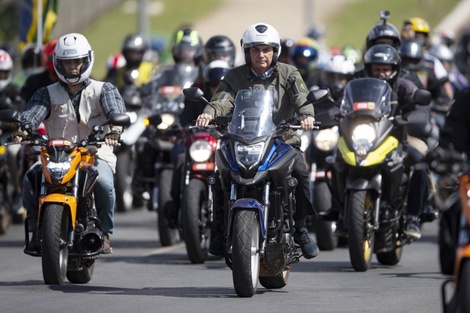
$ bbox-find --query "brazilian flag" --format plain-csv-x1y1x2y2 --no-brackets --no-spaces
19,0,59,50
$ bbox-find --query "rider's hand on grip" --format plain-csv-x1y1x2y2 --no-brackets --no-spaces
10,130,27,143
104,130,121,146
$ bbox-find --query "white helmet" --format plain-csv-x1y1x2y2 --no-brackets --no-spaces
322,55,355,100
0,49,13,91
241,23,281,66
54,33,94,85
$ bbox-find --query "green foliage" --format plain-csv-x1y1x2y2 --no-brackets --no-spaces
82,0,222,79
324,0,461,50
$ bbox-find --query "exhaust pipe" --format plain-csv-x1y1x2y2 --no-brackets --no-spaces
80,227,103,253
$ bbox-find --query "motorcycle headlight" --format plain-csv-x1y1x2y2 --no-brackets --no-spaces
235,141,265,170
189,140,212,162
46,160,71,182
314,127,339,152
157,113,175,129
351,124,376,156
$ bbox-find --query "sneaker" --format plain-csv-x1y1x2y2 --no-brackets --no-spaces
294,227,320,259
208,232,224,256
102,233,113,254
405,216,421,240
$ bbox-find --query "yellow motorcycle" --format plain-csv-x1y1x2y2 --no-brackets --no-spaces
331,77,430,271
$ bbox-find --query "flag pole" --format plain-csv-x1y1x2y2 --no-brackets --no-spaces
37,0,43,47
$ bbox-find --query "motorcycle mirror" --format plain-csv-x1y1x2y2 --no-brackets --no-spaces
414,89,432,106
183,87,211,105
108,113,131,127
123,70,138,85
307,89,330,103
183,87,204,99
0,109,20,123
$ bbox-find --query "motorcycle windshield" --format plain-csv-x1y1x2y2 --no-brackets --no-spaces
340,78,392,118
228,89,276,142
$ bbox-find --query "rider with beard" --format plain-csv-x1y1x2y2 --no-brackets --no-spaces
323,44,430,239
195,22,320,259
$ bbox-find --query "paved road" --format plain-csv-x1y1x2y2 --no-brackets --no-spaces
0,208,449,313
193,0,356,65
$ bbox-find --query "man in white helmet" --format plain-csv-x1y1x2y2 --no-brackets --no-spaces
13,33,126,254
196,22,319,259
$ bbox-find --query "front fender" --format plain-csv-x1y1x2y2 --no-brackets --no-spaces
346,174,382,197
227,198,266,239
39,194,77,228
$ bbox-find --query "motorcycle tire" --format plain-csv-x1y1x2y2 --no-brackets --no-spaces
182,179,210,264
313,181,338,251
457,260,470,313
232,210,260,297
66,261,95,284
348,190,374,272
0,203,10,235
115,149,134,212
439,204,459,275
41,204,70,285
157,168,179,246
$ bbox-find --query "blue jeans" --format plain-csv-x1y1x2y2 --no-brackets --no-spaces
24,158,115,234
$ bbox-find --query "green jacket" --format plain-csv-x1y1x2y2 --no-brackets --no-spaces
202,62,315,146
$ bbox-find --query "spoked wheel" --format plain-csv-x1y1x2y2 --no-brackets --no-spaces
41,204,70,285
183,179,210,264
232,210,260,297
347,190,374,272
157,168,179,246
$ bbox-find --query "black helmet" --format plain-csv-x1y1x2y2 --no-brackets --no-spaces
203,60,231,88
122,33,149,68
366,22,401,49
399,39,424,69
172,28,204,65
204,35,236,67
364,43,401,86
21,43,42,71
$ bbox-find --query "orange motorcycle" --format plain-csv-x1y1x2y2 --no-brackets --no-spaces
442,169,470,312
1,110,129,285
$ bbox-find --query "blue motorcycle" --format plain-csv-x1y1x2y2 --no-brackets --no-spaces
185,88,316,297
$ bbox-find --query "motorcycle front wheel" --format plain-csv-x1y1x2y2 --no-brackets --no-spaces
41,204,70,285
348,190,374,272
232,210,260,297
182,179,210,264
